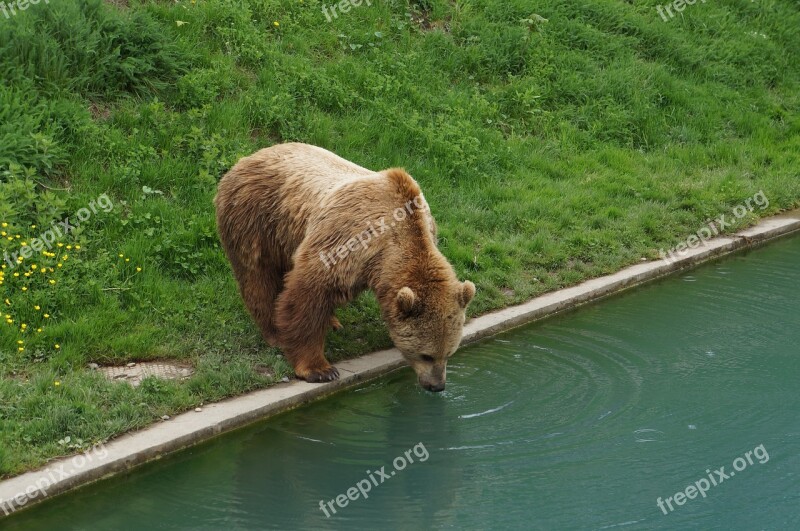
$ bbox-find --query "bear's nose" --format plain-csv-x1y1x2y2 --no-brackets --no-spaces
424,381,446,393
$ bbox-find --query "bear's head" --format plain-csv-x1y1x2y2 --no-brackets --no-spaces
385,279,476,392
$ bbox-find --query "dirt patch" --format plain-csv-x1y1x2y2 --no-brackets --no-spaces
103,0,129,9
88,102,111,121
409,11,451,33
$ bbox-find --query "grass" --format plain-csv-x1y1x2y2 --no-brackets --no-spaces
0,0,798,477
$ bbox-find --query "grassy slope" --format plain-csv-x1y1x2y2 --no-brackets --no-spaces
0,0,798,476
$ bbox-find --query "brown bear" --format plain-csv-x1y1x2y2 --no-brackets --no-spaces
214,143,475,392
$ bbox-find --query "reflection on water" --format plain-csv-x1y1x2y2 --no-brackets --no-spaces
5,236,800,530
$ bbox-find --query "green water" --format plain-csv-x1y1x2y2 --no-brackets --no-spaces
5,236,800,530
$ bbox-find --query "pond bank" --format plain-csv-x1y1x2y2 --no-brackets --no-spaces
2,209,799,518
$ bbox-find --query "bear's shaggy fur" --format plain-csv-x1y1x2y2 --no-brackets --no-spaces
214,143,475,391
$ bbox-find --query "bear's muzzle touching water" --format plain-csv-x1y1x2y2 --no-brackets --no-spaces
215,143,475,392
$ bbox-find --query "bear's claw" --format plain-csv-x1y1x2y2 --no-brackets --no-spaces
302,365,340,383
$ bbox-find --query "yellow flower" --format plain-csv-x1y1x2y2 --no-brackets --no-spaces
54,381,60,386
43,314,50,318
49,280,56,285
34,305,40,310
54,344,60,349
274,21,280,27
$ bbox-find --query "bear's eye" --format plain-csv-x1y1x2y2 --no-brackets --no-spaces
420,354,435,363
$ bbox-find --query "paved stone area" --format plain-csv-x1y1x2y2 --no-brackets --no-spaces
97,362,194,387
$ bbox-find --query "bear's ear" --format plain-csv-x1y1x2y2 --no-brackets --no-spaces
396,287,417,315
459,281,476,308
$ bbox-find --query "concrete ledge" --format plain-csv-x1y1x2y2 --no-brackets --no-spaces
2,209,799,518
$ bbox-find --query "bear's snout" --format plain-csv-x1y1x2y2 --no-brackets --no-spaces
416,364,447,393
421,379,446,393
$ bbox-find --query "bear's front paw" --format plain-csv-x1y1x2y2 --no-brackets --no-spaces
297,364,340,383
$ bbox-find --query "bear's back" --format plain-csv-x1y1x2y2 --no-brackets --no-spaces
215,143,381,267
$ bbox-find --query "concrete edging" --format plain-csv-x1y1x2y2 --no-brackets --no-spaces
1,209,799,518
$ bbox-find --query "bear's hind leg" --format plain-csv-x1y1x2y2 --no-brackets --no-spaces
235,264,283,347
